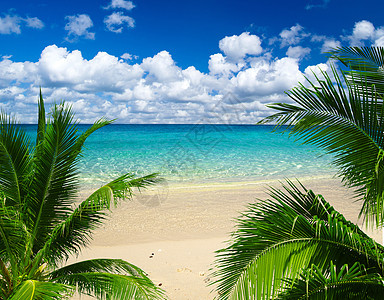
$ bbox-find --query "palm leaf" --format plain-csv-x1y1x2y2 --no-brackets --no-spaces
0,205,29,280
278,262,384,299
42,173,161,265
27,104,112,254
330,47,384,97
211,181,384,299
36,89,46,147
0,113,32,207
27,103,79,247
8,280,73,300
260,63,384,225
52,259,165,300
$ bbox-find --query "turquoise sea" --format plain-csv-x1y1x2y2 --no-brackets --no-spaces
23,124,336,187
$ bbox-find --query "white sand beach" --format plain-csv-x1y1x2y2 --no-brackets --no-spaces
71,176,381,299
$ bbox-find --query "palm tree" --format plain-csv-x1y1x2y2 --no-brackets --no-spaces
211,47,384,299
0,93,165,299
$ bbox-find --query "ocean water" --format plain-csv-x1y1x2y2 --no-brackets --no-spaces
22,124,336,187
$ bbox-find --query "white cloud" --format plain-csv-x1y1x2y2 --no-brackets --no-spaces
321,39,341,52
311,35,341,53
7,22,382,124
305,0,330,10
375,35,384,47
208,53,240,76
0,42,312,123
304,63,329,81
121,53,133,60
104,0,135,10
348,20,384,46
38,45,143,92
104,12,135,33
64,14,95,41
279,24,308,47
0,14,44,34
24,17,44,29
286,46,311,60
141,51,181,82
351,20,375,42
0,15,21,34
232,57,304,98
121,53,138,60
219,32,262,60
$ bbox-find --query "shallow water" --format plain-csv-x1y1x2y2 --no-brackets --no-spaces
22,124,336,187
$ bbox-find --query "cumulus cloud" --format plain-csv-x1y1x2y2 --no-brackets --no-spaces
38,45,143,92
5,21,381,124
219,32,262,60
232,57,304,98
104,0,135,10
141,51,181,83
104,12,135,33
64,14,95,41
286,46,311,60
279,24,309,47
348,20,384,46
208,53,240,77
0,42,307,123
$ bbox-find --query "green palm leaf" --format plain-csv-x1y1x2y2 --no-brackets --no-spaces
0,114,32,207
52,259,165,300
330,47,384,97
27,103,81,252
260,59,384,225
211,181,384,299
27,103,114,254
36,89,46,147
42,173,161,265
0,93,165,299
8,280,72,300
278,262,384,299
0,206,28,284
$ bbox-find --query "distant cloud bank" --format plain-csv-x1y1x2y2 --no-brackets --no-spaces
0,20,383,124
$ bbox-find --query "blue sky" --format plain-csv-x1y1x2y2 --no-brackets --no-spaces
0,0,383,123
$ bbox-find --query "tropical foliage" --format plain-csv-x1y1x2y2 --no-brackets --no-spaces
212,47,384,299
263,47,384,226
0,93,165,299
212,181,384,299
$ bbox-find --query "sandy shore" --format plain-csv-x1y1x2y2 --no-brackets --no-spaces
71,176,381,299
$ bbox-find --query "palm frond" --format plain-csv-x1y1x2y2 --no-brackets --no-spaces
8,280,73,300
330,47,384,97
52,259,165,300
42,173,162,265
278,262,384,299
27,104,113,254
0,205,29,279
50,258,147,278
260,63,384,225
36,89,46,147
211,181,384,299
0,113,32,207
27,103,81,253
